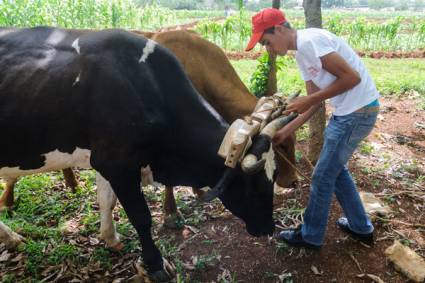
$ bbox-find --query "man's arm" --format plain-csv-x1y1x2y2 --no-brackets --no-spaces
282,52,361,115
272,52,361,145
272,81,321,145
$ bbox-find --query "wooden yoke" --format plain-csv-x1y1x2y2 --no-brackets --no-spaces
218,92,299,169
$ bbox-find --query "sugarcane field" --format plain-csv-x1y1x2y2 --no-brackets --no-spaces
0,0,424,282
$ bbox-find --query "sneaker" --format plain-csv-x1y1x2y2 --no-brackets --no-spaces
336,217,374,245
276,227,321,250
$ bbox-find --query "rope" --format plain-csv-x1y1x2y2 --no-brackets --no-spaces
274,146,312,183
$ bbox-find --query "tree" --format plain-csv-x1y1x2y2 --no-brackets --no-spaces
272,0,281,8
303,0,326,163
266,0,281,96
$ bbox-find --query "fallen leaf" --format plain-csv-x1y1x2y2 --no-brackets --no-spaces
311,265,322,275
0,250,11,262
89,237,100,245
186,225,199,234
356,273,385,283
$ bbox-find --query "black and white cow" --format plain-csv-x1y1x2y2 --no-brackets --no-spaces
0,27,276,281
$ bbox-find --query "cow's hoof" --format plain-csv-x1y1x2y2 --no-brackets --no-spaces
101,233,123,251
5,233,25,249
163,212,184,229
149,258,175,282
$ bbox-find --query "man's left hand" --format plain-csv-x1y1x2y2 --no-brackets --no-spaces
282,96,316,115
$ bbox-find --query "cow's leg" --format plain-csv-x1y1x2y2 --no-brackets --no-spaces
92,154,174,282
62,168,78,192
0,220,24,249
163,186,184,229
96,172,123,250
275,133,298,187
141,165,154,187
0,178,17,211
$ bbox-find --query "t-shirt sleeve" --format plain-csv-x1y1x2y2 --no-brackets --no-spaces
297,35,335,81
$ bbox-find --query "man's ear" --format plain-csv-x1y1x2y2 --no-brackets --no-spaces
275,25,285,33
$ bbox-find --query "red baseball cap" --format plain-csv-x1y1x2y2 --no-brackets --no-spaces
245,8,286,51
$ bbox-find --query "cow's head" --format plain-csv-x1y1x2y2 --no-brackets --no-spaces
217,165,276,237
204,113,298,237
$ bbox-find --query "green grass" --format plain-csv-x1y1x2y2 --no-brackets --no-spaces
231,57,425,102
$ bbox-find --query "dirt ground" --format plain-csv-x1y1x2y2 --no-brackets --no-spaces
0,96,424,282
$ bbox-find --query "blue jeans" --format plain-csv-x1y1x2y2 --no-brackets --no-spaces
301,110,378,246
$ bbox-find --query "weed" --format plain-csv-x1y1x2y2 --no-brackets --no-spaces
156,237,179,258
21,240,46,276
359,141,374,155
92,247,112,268
47,244,78,265
201,239,216,245
275,241,289,255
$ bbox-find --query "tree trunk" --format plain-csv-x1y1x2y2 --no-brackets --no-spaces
266,0,281,97
303,0,326,163
303,0,323,28
266,53,277,96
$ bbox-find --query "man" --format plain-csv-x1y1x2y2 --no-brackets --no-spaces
246,8,379,249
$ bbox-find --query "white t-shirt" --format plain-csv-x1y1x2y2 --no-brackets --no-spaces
295,28,380,116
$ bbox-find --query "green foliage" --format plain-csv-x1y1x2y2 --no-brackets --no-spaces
249,53,271,98
249,53,288,98
359,141,374,155
195,9,425,52
195,9,251,51
0,1,219,31
92,247,112,268
21,240,46,276
369,0,394,10
47,244,78,265
234,57,425,101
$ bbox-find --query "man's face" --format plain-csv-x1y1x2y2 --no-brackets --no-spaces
259,27,289,56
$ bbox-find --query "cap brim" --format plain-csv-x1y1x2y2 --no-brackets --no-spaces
245,32,263,51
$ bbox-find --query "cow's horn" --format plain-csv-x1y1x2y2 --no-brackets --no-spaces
286,90,302,103
260,112,298,138
241,154,266,174
241,113,298,173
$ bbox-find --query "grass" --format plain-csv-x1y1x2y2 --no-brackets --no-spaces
231,57,425,106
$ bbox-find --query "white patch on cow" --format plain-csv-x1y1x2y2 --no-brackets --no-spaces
72,38,80,54
0,148,91,179
97,172,120,248
46,29,66,46
262,145,276,182
72,72,81,86
34,48,57,69
139,39,157,63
